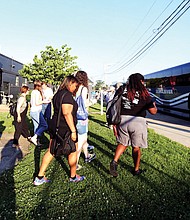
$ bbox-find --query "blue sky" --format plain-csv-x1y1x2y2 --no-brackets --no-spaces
1,0,190,84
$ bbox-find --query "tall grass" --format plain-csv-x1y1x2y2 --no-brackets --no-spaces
0,104,189,219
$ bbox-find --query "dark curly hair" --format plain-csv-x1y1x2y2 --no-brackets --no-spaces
126,73,149,101
75,71,88,88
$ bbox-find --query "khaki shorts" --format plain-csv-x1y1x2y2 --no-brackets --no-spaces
116,115,148,148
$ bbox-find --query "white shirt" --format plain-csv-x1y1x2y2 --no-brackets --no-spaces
76,85,89,108
17,94,27,114
30,90,43,112
42,87,53,103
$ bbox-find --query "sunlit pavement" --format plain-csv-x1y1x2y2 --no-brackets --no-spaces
146,112,190,148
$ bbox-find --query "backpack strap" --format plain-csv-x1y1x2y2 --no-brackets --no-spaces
56,91,67,134
80,86,88,100
113,85,124,99
80,86,84,96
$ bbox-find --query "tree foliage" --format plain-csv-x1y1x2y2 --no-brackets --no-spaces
94,80,105,90
19,45,78,85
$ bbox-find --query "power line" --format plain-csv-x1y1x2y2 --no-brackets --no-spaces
107,0,190,74
109,0,174,71
109,0,158,67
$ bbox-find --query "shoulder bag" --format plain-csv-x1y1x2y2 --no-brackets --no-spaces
50,91,76,157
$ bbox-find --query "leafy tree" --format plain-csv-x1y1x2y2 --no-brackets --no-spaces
94,80,105,90
19,45,78,85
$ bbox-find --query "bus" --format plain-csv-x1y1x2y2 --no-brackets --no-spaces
144,62,190,120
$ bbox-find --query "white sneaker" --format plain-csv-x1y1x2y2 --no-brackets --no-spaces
87,145,94,151
76,164,83,171
33,177,51,186
31,136,38,146
85,153,96,163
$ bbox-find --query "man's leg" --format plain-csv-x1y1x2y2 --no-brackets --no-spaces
113,143,127,162
68,151,77,178
132,146,141,171
110,143,127,177
131,146,145,176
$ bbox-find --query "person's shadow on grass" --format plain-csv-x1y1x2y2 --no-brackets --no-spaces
0,140,23,220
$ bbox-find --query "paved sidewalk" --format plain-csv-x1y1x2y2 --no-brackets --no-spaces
146,112,190,148
0,104,31,174
0,104,9,112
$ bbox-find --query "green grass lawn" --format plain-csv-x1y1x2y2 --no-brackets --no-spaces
0,112,15,133
0,111,34,135
0,104,190,220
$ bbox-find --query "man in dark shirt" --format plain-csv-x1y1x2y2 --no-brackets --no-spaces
110,73,157,177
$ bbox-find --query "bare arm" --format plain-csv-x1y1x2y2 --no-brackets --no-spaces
81,87,89,108
16,96,25,122
62,103,77,141
34,91,45,106
148,102,157,115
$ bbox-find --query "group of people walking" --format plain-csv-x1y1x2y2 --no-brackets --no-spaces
13,80,53,148
12,71,157,185
12,71,96,184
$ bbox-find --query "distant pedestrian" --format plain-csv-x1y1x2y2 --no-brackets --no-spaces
105,86,115,104
30,81,48,146
13,85,31,148
41,82,54,125
110,73,157,177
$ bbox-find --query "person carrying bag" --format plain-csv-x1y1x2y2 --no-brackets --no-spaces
50,91,75,157
33,75,85,186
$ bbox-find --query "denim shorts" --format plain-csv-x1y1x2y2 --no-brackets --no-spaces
76,119,88,135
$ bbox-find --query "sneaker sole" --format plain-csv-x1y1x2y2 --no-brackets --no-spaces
85,155,96,163
33,179,50,186
31,141,37,146
69,176,85,182
33,182,44,186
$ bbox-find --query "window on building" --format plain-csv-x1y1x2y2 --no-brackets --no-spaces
15,76,19,86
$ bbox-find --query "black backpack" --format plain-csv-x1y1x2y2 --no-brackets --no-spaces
9,102,17,116
106,85,124,125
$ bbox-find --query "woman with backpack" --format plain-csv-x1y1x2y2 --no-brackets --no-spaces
75,71,96,170
12,85,31,148
110,73,157,177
